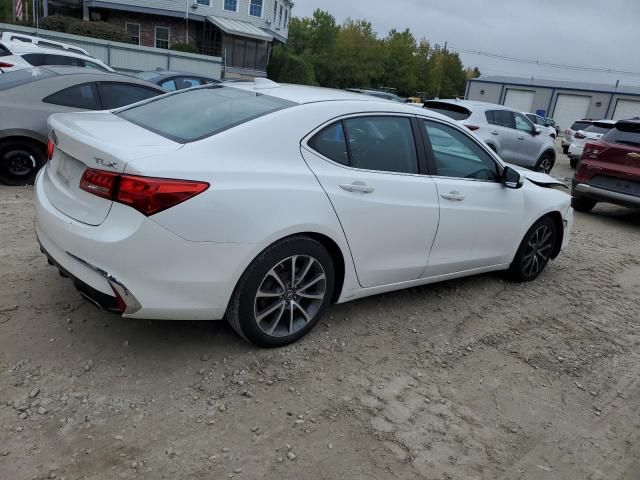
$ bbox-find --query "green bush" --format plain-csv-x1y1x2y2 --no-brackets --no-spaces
272,51,315,85
171,43,198,54
39,15,129,43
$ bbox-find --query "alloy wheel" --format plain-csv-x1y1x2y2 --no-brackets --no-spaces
253,255,326,338
537,157,553,173
2,149,37,178
522,224,553,277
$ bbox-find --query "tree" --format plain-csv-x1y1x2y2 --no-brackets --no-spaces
380,29,418,97
332,19,383,89
268,46,315,85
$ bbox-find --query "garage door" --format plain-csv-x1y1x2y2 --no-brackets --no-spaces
504,89,535,113
553,94,591,130
612,99,640,120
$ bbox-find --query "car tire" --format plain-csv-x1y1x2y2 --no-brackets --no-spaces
0,139,45,186
507,216,557,283
562,146,569,155
535,153,555,174
569,157,579,168
571,196,596,212
227,236,335,348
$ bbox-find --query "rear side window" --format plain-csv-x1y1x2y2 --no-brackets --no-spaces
585,124,613,134
117,86,296,143
571,121,591,131
43,83,101,110
0,67,57,91
487,110,515,129
308,123,348,166
603,122,640,147
97,83,160,109
423,101,471,121
309,117,418,174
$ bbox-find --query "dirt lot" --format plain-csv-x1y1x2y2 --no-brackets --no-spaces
1,145,640,480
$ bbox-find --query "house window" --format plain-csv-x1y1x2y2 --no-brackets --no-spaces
223,0,238,12
155,26,170,49
284,8,288,27
125,23,140,45
278,4,283,26
197,0,210,5
273,1,278,21
249,0,263,17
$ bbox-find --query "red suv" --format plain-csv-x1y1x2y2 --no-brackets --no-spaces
571,119,640,212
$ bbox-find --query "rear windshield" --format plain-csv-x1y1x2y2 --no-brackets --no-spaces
423,101,471,121
603,123,640,147
584,124,614,134
571,121,591,131
117,86,297,143
0,66,57,91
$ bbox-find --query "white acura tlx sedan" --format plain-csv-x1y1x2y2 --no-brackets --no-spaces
35,80,573,347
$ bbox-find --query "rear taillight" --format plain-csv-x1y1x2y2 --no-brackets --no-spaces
80,169,119,199
464,124,480,131
46,139,55,161
79,168,209,216
582,142,605,160
574,132,586,139
0,62,13,68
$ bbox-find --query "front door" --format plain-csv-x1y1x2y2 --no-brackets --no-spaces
302,116,440,288
420,119,524,277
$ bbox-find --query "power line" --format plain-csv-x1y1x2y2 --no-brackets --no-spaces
448,45,640,76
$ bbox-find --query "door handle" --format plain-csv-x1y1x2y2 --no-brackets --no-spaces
441,190,465,201
339,181,374,194
491,131,499,135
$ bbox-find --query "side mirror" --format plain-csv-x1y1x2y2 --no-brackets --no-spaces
502,166,523,189
533,127,542,136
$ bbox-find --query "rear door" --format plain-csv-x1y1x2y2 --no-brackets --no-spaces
485,109,517,161
302,115,440,288
420,118,524,275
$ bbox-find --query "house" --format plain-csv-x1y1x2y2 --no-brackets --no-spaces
466,75,640,130
45,0,293,78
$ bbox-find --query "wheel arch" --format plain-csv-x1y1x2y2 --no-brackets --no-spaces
0,130,47,147
542,211,564,259
541,148,556,161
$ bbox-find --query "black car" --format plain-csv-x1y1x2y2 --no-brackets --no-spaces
134,69,220,92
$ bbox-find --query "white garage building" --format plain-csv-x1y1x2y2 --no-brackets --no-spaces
465,76,640,130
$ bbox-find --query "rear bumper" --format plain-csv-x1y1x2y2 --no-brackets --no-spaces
572,180,640,208
34,168,257,320
568,143,583,159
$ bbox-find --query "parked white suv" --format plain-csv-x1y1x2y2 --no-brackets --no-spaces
424,100,557,173
0,32,112,73
567,120,616,168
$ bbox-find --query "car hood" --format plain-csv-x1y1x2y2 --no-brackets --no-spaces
505,163,567,188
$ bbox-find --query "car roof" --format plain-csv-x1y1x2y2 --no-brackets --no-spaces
425,98,512,112
39,65,118,77
228,81,385,104
137,69,219,80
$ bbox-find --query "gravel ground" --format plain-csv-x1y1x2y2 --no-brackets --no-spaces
1,143,640,480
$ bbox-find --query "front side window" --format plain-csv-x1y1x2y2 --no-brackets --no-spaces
487,109,515,129
249,0,263,17
97,83,160,109
514,113,534,133
224,0,238,12
43,83,100,110
155,27,170,49
310,117,418,174
126,23,140,45
424,120,499,181
118,86,296,143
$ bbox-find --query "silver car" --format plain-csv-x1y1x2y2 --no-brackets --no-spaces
424,100,557,173
0,66,163,185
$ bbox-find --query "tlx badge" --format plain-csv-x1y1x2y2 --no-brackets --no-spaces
95,158,118,168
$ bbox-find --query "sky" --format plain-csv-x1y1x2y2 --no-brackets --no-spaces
292,0,640,87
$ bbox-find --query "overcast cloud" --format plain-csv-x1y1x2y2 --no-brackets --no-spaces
293,0,640,87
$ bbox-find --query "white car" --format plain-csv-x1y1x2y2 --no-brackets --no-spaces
35,81,573,347
0,31,112,73
524,113,557,139
424,100,557,173
568,120,616,167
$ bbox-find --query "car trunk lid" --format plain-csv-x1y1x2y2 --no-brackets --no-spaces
43,111,181,225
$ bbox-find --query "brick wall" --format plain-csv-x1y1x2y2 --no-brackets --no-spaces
91,9,202,49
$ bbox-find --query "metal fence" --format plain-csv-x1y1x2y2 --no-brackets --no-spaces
0,22,223,79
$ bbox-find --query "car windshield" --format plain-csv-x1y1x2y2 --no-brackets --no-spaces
571,121,591,131
603,123,640,147
0,66,57,91
423,102,471,121
117,85,297,143
584,124,613,134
